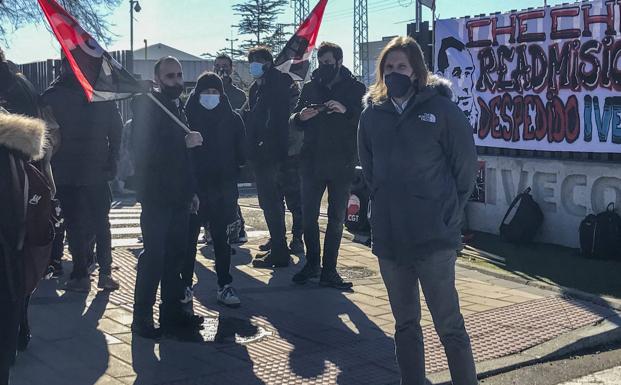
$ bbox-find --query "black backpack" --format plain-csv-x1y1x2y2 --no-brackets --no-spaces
499,187,544,243
579,203,621,260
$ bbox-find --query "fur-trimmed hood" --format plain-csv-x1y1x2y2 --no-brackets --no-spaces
0,112,47,160
363,74,453,108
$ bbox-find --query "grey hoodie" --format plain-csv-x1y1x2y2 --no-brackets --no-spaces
357,75,477,263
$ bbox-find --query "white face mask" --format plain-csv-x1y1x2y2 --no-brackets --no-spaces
199,94,220,110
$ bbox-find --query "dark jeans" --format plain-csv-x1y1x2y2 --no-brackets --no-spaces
254,163,288,256
133,203,188,321
278,156,303,240
237,205,246,235
301,174,351,271
56,184,112,279
186,182,238,288
379,253,477,385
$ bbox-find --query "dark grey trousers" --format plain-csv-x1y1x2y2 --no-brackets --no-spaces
378,252,477,385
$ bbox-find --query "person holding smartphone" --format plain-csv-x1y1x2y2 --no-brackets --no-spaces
290,42,366,289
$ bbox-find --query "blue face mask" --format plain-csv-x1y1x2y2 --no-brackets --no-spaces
249,62,265,79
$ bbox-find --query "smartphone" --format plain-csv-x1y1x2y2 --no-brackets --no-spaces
308,103,328,112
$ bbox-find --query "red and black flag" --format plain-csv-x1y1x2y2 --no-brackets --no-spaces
38,0,144,102
274,0,328,81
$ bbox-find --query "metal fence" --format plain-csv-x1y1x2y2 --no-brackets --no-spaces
17,50,135,123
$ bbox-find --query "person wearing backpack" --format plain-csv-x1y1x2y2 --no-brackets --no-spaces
0,107,48,385
358,37,478,385
0,48,59,368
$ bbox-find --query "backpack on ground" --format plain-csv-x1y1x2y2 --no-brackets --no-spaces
499,187,544,243
579,203,621,260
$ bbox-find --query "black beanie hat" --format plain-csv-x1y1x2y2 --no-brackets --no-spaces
195,72,224,94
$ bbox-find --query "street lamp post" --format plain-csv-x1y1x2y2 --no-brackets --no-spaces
129,0,141,52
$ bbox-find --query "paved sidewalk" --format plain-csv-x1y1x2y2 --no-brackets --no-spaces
9,204,621,385
558,366,621,385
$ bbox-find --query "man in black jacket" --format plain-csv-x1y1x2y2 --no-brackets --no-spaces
131,56,204,340
42,59,121,293
245,46,301,268
290,42,366,289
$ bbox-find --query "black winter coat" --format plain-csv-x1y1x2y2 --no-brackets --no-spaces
0,111,46,300
292,66,366,180
185,93,246,190
246,67,298,166
131,91,196,208
42,76,122,186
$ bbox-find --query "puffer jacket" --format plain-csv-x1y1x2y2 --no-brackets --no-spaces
358,75,477,263
0,110,47,299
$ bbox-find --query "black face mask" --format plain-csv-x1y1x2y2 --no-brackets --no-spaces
384,72,414,99
313,64,338,85
161,83,184,99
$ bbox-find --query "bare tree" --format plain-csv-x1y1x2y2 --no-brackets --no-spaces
0,0,121,46
232,0,287,51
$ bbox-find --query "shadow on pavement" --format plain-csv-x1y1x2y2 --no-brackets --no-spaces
189,242,400,385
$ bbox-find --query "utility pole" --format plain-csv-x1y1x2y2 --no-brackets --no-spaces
292,0,310,25
226,27,239,59
354,0,369,85
416,0,422,32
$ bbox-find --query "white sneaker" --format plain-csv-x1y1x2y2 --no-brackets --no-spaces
217,285,241,308
180,286,194,304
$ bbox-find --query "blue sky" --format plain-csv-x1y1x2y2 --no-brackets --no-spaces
4,0,568,69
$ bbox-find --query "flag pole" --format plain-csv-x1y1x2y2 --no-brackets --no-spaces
146,93,191,134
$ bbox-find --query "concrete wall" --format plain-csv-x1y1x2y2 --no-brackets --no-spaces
466,156,621,248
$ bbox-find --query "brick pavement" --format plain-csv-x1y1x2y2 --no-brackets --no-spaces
8,203,621,385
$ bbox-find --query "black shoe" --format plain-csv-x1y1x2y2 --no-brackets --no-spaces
259,239,272,252
161,311,204,331
16,330,31,351
131,319,162,340
289,237,305,254
292,263,320,284
252,250,290,268
50,260,64,278
232,229,248,245
320,269,353,290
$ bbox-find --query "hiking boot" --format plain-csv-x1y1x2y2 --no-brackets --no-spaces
180,286,194,304
131,319,162,340
217,285,241,308
63,277,91,293
320,269,353,290
289,237,305,254
97,275,120,291
252,250,290,268
258,238,272,252
292,263,320,284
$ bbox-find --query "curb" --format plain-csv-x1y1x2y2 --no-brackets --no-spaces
455,256,621,312
427,318,621,385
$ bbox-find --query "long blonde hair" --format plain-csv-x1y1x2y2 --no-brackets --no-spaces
367,36,429,104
